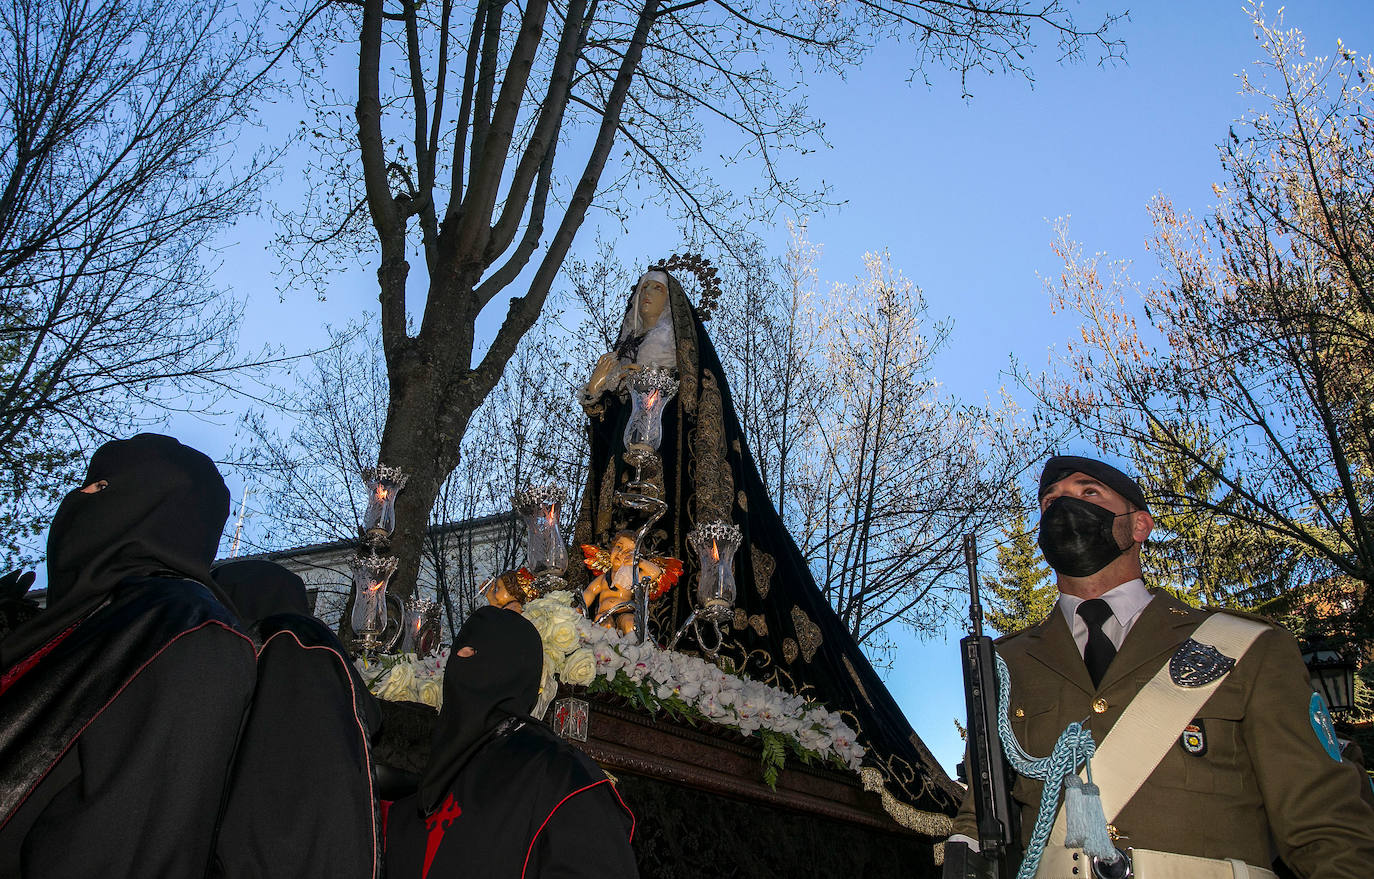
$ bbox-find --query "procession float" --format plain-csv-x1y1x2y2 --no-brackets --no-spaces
353,256,962,877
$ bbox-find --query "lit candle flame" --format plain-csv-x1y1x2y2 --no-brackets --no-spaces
645,389,660,408
711,540,720,562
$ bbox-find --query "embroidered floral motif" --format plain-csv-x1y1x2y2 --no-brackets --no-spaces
791,606,822,662
752,546,775,598
691,368,734,524
782,638,799,664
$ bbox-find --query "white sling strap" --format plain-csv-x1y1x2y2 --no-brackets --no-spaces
1046,612,1270,848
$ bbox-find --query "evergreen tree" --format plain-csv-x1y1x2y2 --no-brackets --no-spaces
983,507,1055,635
1132,423,1296,609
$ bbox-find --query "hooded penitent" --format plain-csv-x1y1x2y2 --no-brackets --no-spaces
0,434,255,876
2,432,232,668
419,606,544,814
211,559,311,630
210,559,382,879
387,606,636,879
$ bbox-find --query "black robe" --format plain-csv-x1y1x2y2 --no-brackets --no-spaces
386,721,636,879
211,611,382,879
0,577,256,877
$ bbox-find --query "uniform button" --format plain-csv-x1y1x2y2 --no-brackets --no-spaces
1014,707,1025,718
1072,853,1080,861
1092,698,1109,714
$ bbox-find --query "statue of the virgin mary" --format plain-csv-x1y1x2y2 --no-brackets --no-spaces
573,257,961,831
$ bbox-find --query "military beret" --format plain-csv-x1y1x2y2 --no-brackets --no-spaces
1039,455,1149,511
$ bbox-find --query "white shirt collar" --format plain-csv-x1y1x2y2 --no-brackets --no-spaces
1057,578,1153,652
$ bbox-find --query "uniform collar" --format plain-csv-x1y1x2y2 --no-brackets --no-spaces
1056,578,1152,630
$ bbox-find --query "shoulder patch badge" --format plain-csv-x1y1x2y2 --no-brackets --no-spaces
1180,720,1207,756
1309,692,1343,762
1169,638,1236,687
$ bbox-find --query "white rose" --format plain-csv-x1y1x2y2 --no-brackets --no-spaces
562,647,597,686
417,679,443,709
374,663,416,702
543,589,575,607
543,616,579,653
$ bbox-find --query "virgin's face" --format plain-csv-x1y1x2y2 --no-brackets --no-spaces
636,278,668,326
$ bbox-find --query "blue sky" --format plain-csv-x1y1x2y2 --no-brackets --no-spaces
156,1,1374,774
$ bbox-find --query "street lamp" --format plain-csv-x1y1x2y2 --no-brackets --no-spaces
1303,647,1357,715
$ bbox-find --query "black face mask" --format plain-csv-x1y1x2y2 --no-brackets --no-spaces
1038,496,1132,577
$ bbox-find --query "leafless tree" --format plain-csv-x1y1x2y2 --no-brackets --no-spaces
1026,4,1374,644
0,0,316,560
710,220,825,521
236,305,590,636
282,0,1123,596
799,251,1034,656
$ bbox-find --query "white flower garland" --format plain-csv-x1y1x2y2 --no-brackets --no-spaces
525,592,866,773
355,647,448,709
355,593,867,779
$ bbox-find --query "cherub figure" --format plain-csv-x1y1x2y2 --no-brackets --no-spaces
482,568,535,614
581,532,681,636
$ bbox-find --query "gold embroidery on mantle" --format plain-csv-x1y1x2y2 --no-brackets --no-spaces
751,546,775,598
732,608,748,631
747,614,768,636
842,654,874,708
782,638,799,663
736,490,748,512
691,368,733,524
791,606,822,662
860,767,953,837
595,457,616,540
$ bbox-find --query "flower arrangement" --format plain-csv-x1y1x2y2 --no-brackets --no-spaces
524,591,866,787
355,646,448,709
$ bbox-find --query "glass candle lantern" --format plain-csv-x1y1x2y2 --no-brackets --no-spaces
401,598,439,656
688,521,741,617
623,368,679,452
513,485,570,575
361,465,408,541
349,554,398,637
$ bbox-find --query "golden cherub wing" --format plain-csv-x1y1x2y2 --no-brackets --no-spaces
581,544,611,574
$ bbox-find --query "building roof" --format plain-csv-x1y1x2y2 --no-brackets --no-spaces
220,511,517,565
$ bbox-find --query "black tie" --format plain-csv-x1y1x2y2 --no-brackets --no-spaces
1078,598,1116,689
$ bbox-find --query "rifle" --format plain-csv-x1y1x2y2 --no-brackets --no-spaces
945,534,1021,879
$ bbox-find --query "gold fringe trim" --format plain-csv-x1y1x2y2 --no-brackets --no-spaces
860,766,954,837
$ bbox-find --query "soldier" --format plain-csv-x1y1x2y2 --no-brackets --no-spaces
948,455,1374,878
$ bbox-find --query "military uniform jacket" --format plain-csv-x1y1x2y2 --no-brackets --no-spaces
952,591,1374,877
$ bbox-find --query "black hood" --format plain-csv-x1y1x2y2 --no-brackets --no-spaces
2,433,231,668
212,559,310,630
419,606,543,813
